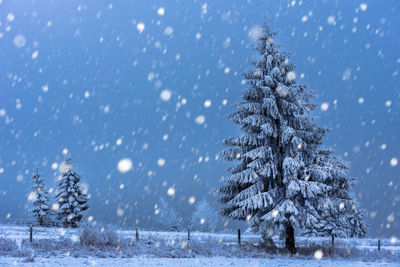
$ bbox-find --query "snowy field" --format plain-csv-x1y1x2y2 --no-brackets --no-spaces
0,256,396,267
0,224,399,266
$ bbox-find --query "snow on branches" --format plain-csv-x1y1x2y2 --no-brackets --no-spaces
55,160,89,228
217,23,366,253
30,168,51,226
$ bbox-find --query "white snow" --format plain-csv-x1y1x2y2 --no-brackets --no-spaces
31,50,39,59
41,85,49,92
320,102,329,111
248,26,262,41
314,249,324,260
160,90,172,101
0,224,399,266
117,158,133,173
327,16,336,25
51,162,58,170
7,13,15,22
164,26,174,36
188,196,196,204
195,115,206,125
360,3,368,12
286,71,296,81
0,256,394,267
116,138,122,146
117,208,124,217
136,23,145,33
342,68,352,81
13,34,26,48
157,158,166,167
167,187,175,196
157,7,165,16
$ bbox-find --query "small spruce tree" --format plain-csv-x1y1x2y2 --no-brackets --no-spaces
191,199,220,232
30,168,51,226
56,159,89,227
154,197,183,231
217,23,365,253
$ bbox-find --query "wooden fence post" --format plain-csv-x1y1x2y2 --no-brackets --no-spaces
238,229,241,246
136,228,139,241
378,239,381,251
29,226,33,242
187,229,190,240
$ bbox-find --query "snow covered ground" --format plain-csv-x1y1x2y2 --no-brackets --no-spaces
0,224,399,266
0,256,395,267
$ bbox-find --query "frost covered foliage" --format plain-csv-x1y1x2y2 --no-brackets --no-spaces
300,150,367,238
191,199,220,232
30,169,51,226
154,197,183,231
0,237,18,254
217,23,365,253
56,160,89,227
79,223,122,248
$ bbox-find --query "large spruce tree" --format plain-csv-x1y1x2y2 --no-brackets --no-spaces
217,23,365,253
30,168,51,226
56,159,89,227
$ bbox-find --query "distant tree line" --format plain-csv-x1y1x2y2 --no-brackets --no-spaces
154,197,221,232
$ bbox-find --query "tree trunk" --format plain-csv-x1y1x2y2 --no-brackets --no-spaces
285,222,296,254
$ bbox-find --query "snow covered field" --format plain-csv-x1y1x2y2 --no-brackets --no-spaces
0,224,399,266
0,256,396,267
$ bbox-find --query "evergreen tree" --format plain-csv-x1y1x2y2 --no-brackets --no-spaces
191,199,220,232
56,159,89,227
301,150,366,238
30,168,51,226
154,197,182,231
217,23,365,253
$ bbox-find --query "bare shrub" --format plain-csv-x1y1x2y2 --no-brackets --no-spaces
0,237,18,254
79,223,123,248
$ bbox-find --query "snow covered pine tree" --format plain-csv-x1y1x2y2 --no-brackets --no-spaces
30,168,51,226
217,23,366,253
56,159,89,227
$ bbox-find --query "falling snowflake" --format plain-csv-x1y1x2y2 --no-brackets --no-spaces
188,196,196,204
157,158,166,167
164,26,174,36
136,22,145,33
160,90,172,101
195,115,206,125
13,34,26,48
204,100,212,108
320,102,329,111
117,158,133,173
360,3,368,11
157,7,165,16
167,187,175,196
390,158,398,167
314,249,324,260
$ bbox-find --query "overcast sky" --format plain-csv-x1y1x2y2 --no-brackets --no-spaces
0,0,399,237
